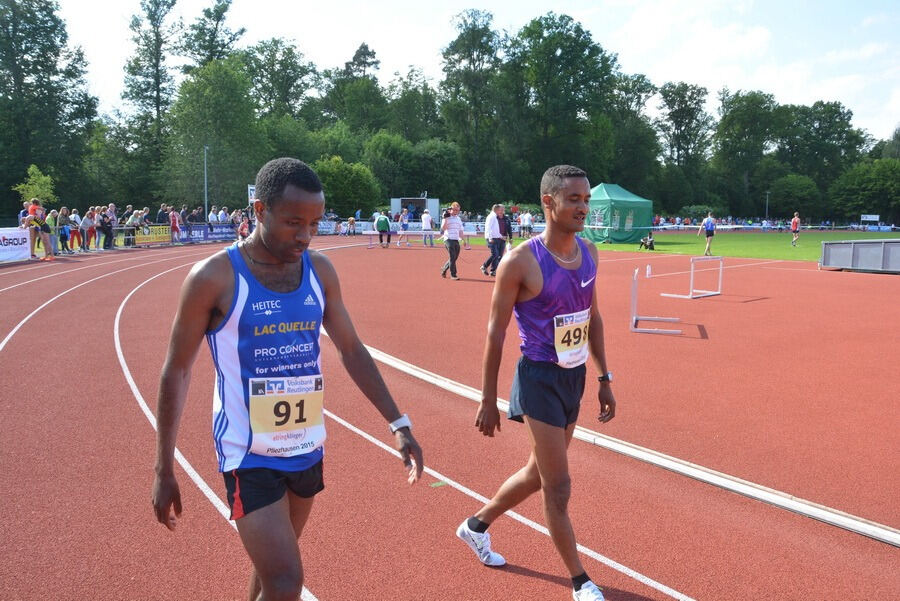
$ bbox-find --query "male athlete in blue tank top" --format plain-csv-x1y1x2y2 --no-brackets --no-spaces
153,158,424,601
456,165,616,601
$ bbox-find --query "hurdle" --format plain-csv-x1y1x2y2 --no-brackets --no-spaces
661,256,724,299
630,268,681,335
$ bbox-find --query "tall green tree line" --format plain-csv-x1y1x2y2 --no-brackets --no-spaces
2,1,897,223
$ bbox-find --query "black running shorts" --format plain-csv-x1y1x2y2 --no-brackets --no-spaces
508,356,585,428
223,460,324,520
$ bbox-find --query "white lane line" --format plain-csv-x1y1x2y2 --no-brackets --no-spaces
114,261,319,601
0,249,212,353
356,343,900,548
0,249,186,293
324,408,696,601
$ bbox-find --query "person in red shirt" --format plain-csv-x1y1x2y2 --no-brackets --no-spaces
169,205,182,244
791,212,800,246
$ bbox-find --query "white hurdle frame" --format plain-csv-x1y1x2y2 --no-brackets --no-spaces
630,268,682,335
661,255,724,299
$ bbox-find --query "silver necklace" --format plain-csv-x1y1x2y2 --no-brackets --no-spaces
538,235,580,264
240,241,279,266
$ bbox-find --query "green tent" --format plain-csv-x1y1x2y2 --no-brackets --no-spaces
583,183,653,244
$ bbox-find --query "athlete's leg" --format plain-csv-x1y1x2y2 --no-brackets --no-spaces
524,417,584,577
473,452,541,524
237,491,315,601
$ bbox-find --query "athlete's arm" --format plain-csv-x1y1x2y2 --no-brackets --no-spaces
152,255,230,530
477,249,524,437
310,252,424,484
585,244,616,423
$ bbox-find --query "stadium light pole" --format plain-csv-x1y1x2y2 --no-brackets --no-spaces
765,190,770,220
203,145,209,220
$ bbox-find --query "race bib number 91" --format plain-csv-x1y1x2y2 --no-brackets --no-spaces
553,309,590,368
248,375,324,457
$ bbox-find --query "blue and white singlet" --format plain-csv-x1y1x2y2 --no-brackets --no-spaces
207,245,326,472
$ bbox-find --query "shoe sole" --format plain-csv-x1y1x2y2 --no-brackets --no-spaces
455,522,506,566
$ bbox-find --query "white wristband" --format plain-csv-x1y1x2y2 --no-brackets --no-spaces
389,414,412,433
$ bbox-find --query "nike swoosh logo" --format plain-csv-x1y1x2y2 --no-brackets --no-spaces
581,276,595,287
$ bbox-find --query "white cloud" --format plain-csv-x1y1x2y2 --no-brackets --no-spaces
824,43,889,63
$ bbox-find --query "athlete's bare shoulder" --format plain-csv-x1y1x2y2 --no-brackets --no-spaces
583,238,599,263
307,249,339,289
187,247,232,287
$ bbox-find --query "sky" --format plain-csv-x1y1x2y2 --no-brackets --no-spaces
56,0,900,141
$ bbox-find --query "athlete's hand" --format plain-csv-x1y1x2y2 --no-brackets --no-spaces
394,429,424,484
475,401,501,437
152,472,182,531
598,385,616,423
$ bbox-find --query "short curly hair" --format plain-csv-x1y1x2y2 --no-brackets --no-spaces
255,158,323,208
540,165,588,197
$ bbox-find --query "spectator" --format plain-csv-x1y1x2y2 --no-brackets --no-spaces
57,206,74,255
80,208,96,252
156,203,168,224
375,210,392,248
69,208,84,251
46,209,59,255
440,202,465,280
420,209,434,247
218,206,228,223
208,206,219,223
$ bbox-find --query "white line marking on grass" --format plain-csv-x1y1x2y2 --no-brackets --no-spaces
323,407,696,601
353,341,900,548
114,261,319,601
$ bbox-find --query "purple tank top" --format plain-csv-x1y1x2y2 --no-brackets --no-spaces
513,236,596,367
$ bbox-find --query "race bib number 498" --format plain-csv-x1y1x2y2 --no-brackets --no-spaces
248,375,324,457
553,309,590,368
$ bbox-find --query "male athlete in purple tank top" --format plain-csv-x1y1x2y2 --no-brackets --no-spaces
456,165,616,601
153,158,424,601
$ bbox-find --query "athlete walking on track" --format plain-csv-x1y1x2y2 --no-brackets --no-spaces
152,158,424,601
456,165,615,601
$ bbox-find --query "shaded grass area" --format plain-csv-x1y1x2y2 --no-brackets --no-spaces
591,230,900,261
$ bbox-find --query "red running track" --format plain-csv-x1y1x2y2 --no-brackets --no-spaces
0,240,897,600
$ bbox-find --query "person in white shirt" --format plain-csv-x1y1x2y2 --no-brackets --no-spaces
218,206,229,223
440,202,465,280
208,206,219,223
421,209,434,247
519,210,533,238
480,204,505,277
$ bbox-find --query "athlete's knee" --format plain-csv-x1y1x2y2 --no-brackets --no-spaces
260,568,303,601
542,476,571,512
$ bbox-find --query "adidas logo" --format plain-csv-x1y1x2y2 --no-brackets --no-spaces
304,294,316,306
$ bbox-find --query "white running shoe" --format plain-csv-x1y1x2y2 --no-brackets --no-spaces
573,581,605,601
456,521,506,566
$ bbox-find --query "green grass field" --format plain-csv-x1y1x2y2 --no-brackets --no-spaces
591,230,900,261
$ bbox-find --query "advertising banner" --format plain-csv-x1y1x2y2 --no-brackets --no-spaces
135,225,172,246
0,227,30,263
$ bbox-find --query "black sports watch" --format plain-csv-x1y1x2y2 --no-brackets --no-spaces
598,372,613,383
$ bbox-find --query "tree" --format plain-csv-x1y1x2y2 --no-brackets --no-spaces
769,174,820,219
244,38,317,118
881,126,900,159
773,101,867,194
312,155,380,217
441,9,502,203
828,158,900,223
123,0,179,142
180,0,244,73
321,45,388,132
713,89,778,210
408,138,467,202
310,121,365,164
121,0,180,202
162,57,268,209
12,164,57,205
386,68,442,143
361,131,414,197
656,82,713,175
343,43,379,78
261,114,320,164
0,0,97,214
